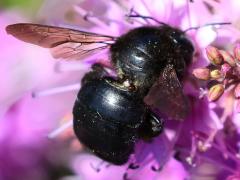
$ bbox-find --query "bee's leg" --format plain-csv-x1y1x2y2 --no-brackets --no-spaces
81,63,110,86
138,111,164,139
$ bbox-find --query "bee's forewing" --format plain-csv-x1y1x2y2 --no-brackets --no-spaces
6,23,115,60
144,64,189,121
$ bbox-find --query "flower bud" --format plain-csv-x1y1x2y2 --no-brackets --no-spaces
206,46,223,65
234,83,240,98
192,68,210,80
219,50,236,67
208,84,224,101
210,69,222,80
234,44,240,63
221,63,232,75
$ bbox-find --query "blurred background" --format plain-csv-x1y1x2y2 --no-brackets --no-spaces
0,1,128,179
0,0,43,15
0,1,85,180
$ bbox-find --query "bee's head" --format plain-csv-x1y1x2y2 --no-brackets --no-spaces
110,25,194,94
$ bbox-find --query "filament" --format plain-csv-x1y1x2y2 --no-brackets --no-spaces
55,62,91,72
74,6,110,31
32,83,81,98
48,120,73,138
184,22,231,33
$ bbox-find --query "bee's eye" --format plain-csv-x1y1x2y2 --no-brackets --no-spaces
171,33,194,52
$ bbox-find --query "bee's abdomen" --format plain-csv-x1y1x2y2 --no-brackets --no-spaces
73,78,145,165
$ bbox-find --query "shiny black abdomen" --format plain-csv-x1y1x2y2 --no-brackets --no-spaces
73,78,146,165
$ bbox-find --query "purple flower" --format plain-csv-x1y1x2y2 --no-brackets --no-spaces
0,12,82,180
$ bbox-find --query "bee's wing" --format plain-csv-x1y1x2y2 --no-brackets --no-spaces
6,23,115,60
144,64,189,121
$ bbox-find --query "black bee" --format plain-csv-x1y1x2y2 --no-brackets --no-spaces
6,21,194,165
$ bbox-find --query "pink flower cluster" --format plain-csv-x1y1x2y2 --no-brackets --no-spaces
193,45,240,108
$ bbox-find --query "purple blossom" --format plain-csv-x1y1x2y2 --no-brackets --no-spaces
3,0,240,180
0,12,82,180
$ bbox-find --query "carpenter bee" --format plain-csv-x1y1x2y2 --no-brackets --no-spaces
6,20,194,165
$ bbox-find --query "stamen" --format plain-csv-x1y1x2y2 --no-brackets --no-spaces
73,6,110,31
197,134,240,165
185,156,196,167
196,110,222,152
236,142,240,159
55,61,91,72
195,153,236,174
123,172,129,180
123,159,141,180
140,0,152,16
181,148,236,174
199,88,208,99
184,22,231,33
171,123,183,146
125,8,149,25
180,148,235,174
186,0,192,29
209,110,224,130
186,134,197,167
32,83,81,98
202,0,219,11
190,173,215,178
90,161,105,173
151,165,162,172
128,163,139,170
126,9,166,26
48,120,73,138
55,60,116,76
211,141,240,164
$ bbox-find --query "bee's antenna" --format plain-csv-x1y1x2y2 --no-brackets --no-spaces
127,14,167,26
126,8,167,26
184,22,231,33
